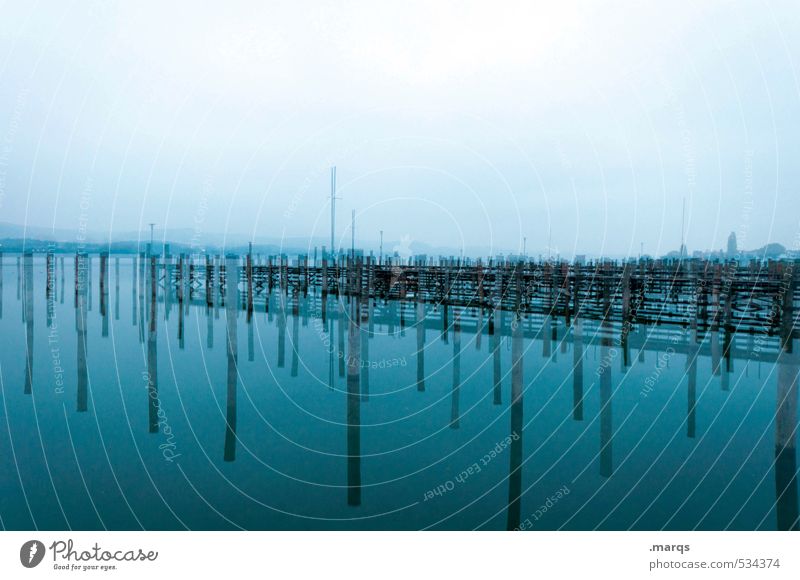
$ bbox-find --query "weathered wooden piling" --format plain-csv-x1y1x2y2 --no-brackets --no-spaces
205,254,213,308
246,251,254,317
277,284,286,368
131,255,137,327
59,256,65,304
321,248,328,295
291,291,300,377
775,306,798,529
76,253,89,412
416,297,426,392
686,327,698,439
23,252,34,395
100,252,109,337
46,251,54,302
224,254,239,462
450,309,461,429
492,309,502,405
599,264,613,477
506,306,524,531
147,254,159,433
347,274,362,506
573,317,584,421
114,257,120,321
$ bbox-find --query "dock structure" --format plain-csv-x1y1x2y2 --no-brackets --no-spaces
105,253,800,337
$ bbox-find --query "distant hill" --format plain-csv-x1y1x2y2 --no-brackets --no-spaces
0,237,313,256
669,242,790,260
0,220,496,257
745,242,787,258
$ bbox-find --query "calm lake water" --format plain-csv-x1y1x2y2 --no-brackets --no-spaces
0,255,797,530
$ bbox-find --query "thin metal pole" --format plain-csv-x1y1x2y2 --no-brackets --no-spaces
330,166,336,256
680,197,686,257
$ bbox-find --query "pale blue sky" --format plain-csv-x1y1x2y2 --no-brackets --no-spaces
0,1,798,256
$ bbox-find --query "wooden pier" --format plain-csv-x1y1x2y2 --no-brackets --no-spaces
122,252,799,338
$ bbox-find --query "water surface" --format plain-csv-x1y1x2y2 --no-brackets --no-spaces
0,255,797,530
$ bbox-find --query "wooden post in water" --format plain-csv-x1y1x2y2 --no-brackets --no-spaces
45,251,54,328
346,272,362,506
572,316,584,421
76,253,89,411
224,254,239,462
621,262,632,367
23,252,33,395
164,252,172,320
291,289,300,377
491,306,502,405
87,254,92,312
130,255,138,328
267,255,274,293
177,258,185,350
775,279,798,529
59,256,65,304
416,296,426,391
304,254,310,295
100,252,108,337
506,296,524,531
599,263,613,477
138,253,146,343
189,259,195,301
359,260,370,402
475,259,484,351
450,308,461,429
147,254,159,433
74,253,80,308
246,250,253,318
338,288,345,378
686,325,698,439
114,257,120,321
177,254,184,308
46,252,54,303
277,277,286,368
321,247,328,296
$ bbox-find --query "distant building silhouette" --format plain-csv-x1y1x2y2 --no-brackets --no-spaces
727,231,737,258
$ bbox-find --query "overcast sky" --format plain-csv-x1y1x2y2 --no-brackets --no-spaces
0,1,798,257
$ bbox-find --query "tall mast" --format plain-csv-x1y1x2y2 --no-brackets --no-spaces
681,197,686,257
330,166,337,257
